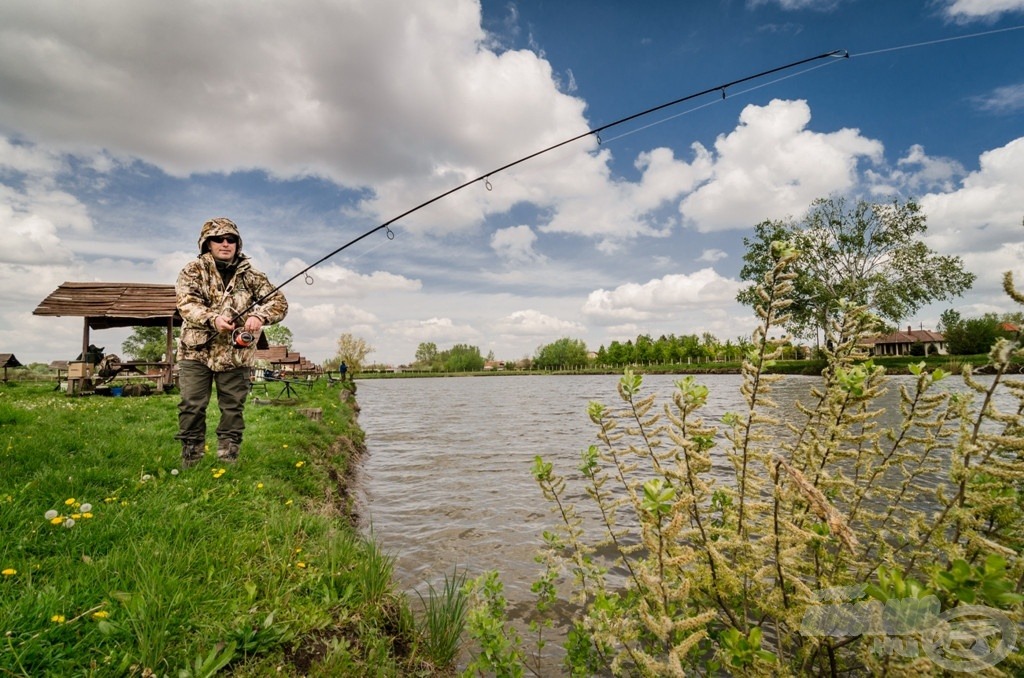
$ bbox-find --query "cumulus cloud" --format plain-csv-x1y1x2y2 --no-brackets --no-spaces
0,139,93,269
0,0,592,218
541,145,713,250
492,309,584,336
385,316,482,345
866,144,965,195
679,99,883,231
582,269,741,324
491,225,544,263
919,136,1024,255
279,260,421,298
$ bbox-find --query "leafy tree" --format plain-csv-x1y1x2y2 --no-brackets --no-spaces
938,308,962,333
942,313,1000,355
442,344,484,372
534,337,589,370
262,324,293,349
414,342,439,368
331,333,373,374
122,326,178,361
738,196,975,340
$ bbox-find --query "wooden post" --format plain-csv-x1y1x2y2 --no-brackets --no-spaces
165,316,175,384
81,317,90,362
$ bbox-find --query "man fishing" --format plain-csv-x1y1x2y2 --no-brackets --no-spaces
175,217,288,468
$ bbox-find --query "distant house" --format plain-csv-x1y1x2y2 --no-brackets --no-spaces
870,326,946,357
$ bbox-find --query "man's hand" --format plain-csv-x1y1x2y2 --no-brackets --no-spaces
214,315,236,332
243,316,264,333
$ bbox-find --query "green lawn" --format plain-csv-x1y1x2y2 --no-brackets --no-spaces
0,380,446,677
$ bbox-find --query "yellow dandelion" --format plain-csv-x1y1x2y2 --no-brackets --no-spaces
294,461,305,468
104,497,116,504
50,516,64,526
82,512,94,519
1,568,16,576
71,513,81,520
296,562,306,569
256,483,264,489
284,499,293,506
282,444,289,448
64,498,76,506
51,614,65,623
92,610,109,619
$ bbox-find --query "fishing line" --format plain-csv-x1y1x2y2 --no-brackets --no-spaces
600,58,845,145
233,48,847,321
599,24,1024,145
852,23,1024,58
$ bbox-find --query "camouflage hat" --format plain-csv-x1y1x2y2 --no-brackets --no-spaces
198,217,243,254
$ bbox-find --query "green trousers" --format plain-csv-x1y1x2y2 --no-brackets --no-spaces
176,360,251,445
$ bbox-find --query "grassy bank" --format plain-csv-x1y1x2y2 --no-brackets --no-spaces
355,352,999,378
0,380,449,676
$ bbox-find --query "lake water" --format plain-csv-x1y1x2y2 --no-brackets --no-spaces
352,371,1006,659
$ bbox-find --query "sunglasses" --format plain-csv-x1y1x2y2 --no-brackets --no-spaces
208,235,238,244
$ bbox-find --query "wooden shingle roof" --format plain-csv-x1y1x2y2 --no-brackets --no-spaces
0,354,23,368
33,282,181,330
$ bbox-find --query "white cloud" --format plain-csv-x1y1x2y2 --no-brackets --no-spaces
279,260,421,298
540,144,713,250
698,249,728,263
748,0,842,10
679,99,883,231
491,225,544,263
0,0,590,207
582,269,741,324
941,0,1024,21
919,137,1024,255
973,83,1024,113
492,309,584,337
866,144,965,195
386,316,482,345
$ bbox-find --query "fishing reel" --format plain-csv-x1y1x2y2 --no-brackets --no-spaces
232,328,256,348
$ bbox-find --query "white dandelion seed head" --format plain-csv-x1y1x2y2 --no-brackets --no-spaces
79,503,92,513
170,469,179,476
44,510,59,520
63,518,75,528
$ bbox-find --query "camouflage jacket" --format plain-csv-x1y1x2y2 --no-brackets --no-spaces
175,252,288,371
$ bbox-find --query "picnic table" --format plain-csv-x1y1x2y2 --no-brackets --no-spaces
67,360,174,395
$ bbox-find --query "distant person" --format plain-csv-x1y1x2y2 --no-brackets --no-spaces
339,361,348,381
175,217,288,468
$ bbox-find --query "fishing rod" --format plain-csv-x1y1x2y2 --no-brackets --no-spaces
231,47,848,334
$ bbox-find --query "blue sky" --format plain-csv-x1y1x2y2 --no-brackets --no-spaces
1,0,1022,366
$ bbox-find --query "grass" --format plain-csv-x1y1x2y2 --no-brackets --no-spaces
0,379,462,676
355,352,1003,379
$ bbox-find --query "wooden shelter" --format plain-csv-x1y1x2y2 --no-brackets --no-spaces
33,282,182,392
255,345,321,374
0,353,23,383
